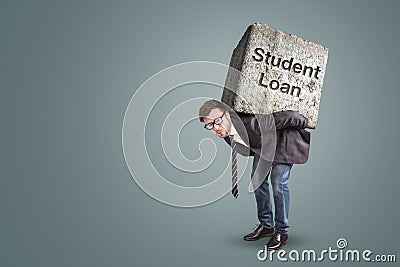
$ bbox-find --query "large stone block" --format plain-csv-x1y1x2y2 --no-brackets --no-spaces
221,23,329,128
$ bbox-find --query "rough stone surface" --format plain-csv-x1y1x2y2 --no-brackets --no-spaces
221,23,329,128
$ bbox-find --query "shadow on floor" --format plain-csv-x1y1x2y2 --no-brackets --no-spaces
218,232,311,251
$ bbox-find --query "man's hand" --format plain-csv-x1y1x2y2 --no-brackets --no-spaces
273,110,308,130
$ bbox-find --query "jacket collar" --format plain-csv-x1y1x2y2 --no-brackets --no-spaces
228,111,250,146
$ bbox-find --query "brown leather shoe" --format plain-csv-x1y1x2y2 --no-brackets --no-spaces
243,225,275,241
267,232,289,250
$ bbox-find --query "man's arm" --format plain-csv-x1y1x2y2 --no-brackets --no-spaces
273,110,308,130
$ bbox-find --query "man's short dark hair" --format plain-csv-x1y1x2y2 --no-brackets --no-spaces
198,99,227,122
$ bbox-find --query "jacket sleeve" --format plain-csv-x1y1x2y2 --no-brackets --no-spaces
273,110,308,130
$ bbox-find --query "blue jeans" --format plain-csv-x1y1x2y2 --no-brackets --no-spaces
251,154,293,234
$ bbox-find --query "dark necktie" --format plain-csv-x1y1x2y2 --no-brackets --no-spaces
230,136,239,199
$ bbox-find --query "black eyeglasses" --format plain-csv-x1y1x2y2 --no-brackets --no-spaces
204,111,226,130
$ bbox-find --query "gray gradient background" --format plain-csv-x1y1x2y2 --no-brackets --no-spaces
1,0,399,266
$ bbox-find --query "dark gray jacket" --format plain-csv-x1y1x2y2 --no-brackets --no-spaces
223,110,310,164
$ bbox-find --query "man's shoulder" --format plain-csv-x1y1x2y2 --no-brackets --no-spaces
233,112,256,125
231,112,257,129
235,111,255,118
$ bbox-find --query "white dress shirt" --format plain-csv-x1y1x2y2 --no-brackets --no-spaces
229,124,248,147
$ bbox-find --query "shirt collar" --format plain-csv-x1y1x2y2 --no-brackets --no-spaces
229,123,238,136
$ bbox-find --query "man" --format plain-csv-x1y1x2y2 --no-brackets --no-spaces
198,99,310,250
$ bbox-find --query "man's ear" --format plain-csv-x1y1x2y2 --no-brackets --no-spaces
225,111,231,120
225,111,233,130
